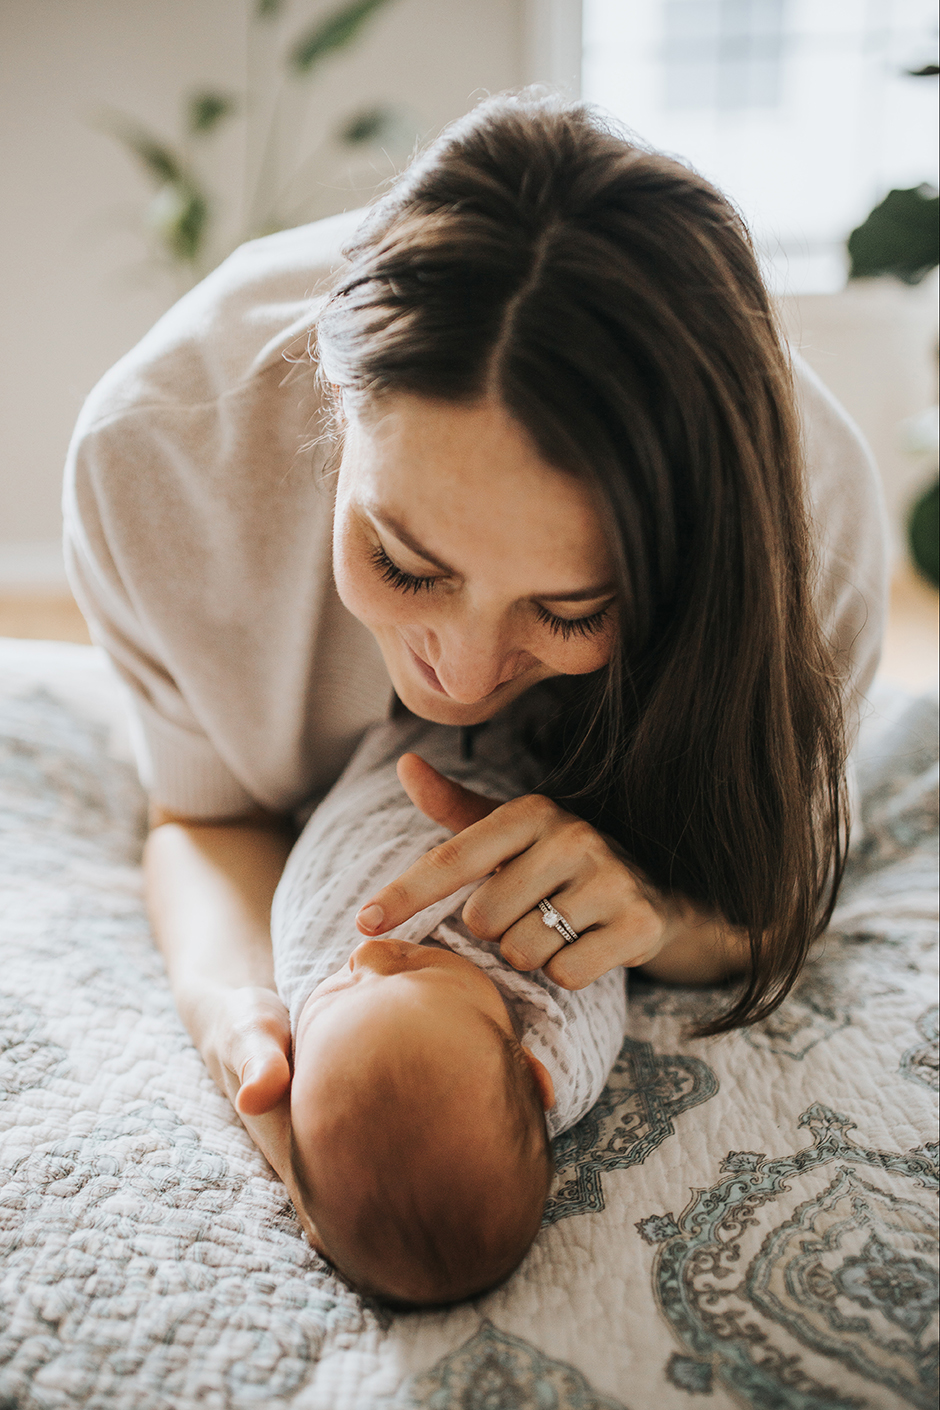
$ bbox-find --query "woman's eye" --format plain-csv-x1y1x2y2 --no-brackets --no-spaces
370,540,611,637
369,543,440,594
534,601,612,641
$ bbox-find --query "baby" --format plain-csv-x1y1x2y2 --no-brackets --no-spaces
272,713,628,1306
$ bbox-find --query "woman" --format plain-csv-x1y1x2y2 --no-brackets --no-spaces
63,96,886,1180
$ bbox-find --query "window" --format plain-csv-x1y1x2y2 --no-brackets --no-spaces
662,0,786,110
582,0,939,291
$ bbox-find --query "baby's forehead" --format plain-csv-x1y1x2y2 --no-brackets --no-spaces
293,990,513,1159
303,973,508,1077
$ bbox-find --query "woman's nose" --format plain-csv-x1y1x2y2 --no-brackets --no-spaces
432,623,529,703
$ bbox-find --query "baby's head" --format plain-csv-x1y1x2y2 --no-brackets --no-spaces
288,937,555,1306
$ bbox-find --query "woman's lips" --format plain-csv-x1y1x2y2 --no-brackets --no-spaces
405,640,447,694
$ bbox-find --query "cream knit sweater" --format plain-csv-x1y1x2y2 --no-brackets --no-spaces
63,212,888,819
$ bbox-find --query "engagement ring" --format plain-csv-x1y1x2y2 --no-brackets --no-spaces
536,898,579,945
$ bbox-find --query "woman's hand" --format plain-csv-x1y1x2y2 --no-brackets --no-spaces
356,754,743,988
197,982,317,1241
197,984,292,1117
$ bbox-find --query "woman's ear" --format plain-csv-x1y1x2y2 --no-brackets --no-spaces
521,1047,555,1111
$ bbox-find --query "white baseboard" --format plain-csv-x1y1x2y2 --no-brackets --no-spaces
0,540,68,592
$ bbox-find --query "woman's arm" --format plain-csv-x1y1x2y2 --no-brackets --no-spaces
631,908,750,985
144,810,295,1114
144,810,319,1240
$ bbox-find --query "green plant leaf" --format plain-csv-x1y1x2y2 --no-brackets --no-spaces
104,119,185,185
339,103,398,145
909,478,940,587
256,0,286,17
147,182,209,264
188,91,239,135
848,185,940,284
288,0,393,75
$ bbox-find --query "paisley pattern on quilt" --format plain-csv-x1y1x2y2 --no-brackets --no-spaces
398,1321,630,1410
0,646,936,1410
901,1005,939,1091
544,1038,717,1225
638,1104,938,1410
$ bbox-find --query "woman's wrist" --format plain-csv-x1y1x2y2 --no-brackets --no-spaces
601,839,749,985
186,984,290,1107
638,900,750,984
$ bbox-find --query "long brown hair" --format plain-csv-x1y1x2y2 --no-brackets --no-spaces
315,94,848,1034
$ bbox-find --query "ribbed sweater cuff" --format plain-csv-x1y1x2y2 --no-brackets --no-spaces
130,694,256,818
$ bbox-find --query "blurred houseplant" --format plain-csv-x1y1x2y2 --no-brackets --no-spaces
846,63,939,587
100,0,407,285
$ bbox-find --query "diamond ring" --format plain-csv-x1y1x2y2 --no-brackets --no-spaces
536,897,580,945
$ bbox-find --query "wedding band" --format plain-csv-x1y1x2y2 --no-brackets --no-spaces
537,897,580,945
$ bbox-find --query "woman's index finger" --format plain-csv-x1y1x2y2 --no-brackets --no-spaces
356,797,540,933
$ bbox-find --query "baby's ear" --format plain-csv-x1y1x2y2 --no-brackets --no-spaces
521,1048,555,1111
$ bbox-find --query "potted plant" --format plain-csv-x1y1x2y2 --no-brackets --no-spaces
846,67,939,588
100,0,408,286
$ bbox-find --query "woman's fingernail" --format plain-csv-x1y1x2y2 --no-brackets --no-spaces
240,1058,260,1088
357,904,385,933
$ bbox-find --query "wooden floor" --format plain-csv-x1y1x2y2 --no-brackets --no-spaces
878,563,940,691
1,567,938,691
0,593,94,646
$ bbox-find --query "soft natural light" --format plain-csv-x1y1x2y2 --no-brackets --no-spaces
582,0,939,292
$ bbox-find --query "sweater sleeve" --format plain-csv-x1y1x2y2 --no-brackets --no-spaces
63,409,258,817
62,212,387,819
794,354,890,738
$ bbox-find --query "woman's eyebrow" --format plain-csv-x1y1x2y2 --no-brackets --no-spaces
370,509,615,601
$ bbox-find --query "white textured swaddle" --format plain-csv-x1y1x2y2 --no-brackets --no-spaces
272,714,628,1138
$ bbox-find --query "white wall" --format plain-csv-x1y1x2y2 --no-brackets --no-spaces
778,278,939,565
0,0,531,584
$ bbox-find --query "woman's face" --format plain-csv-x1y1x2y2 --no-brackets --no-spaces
333,394,617,727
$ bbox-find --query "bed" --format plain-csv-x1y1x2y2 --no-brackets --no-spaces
0,636,936,1410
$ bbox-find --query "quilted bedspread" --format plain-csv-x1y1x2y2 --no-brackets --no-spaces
0,639,936,1410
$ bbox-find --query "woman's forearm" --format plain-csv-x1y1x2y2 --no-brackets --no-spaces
636,907,751,985
144,812,314,1222
143,812,294,1057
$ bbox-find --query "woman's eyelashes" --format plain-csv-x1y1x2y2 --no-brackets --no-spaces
369,541,613,639
533,601,612,640
369,542,438,594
